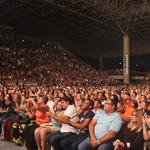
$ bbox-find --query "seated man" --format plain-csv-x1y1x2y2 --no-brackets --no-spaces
92,99,102,114
60,99,95,150
46,95,78,150
78,96,122,150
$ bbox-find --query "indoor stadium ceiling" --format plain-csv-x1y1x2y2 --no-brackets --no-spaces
0,0,150,55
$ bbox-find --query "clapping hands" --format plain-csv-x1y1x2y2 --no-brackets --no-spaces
142,114,150,127
113,139,124,150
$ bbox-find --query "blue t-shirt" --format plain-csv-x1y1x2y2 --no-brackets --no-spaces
93,110,122,140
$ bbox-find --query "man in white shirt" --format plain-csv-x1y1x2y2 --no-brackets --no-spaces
46,95,78,150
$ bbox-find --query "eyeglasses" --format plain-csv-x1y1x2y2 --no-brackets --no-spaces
104,102,113,105
139,101,146,103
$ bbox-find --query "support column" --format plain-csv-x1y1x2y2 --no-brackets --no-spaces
99,55,103,71
123,33,130,84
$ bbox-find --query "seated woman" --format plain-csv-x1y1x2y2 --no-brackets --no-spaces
0,91,5,110
24,95,49,150
117,100,136,122
142,110,150,150
34,100,63,150
0,94,17,139
113,110,144,150
12,95,34,145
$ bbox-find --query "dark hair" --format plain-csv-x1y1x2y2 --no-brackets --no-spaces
29,95,37,102
133,91,137,96
88,99,94,109
125,92,130,96
41,95,49,104
132,100,138,109
94,99,103,109
118,100,124,106
146,99,150,103
61,95,75,105
95,99,102,105
116,90,121,96
111,94,118,111
144,109,150,116
6,94,13,102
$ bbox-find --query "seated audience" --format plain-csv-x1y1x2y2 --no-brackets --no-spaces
0,37,150,150
24,95,49,150
78,96,122,150
34,100,63,150
0,94,17,139
60,99,95,150
46,95,78,150
142,113,150,150
113,110,144,150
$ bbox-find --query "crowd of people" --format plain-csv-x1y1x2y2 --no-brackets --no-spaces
0,83,150,150
0,38,150,150
0,38,109,87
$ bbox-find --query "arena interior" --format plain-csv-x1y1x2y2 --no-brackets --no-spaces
1,0,150,150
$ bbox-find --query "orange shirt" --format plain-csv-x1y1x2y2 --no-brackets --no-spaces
35,104,49,125
120,105,134,122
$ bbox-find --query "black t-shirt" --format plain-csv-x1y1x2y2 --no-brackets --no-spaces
78,110,95,133
0,99,6,109
117,122,144,150
6,101,17,117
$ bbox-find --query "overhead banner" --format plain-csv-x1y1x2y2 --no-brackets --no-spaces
123,54,129,75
